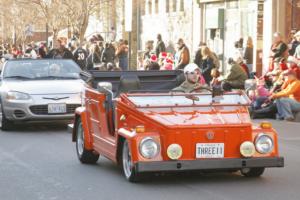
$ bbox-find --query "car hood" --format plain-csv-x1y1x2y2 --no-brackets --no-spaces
2,79,84,95
138,107,251,127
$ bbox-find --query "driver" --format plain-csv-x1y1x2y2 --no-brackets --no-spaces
49,63,61,76
173,63,210,93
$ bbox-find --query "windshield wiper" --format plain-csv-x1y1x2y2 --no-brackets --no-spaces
4,76,33,79
37,76,78,80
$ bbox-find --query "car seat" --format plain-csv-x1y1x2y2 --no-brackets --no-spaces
115,74,141,97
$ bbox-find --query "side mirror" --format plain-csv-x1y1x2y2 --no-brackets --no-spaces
97,82,113,95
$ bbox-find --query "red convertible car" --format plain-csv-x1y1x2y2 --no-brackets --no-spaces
70,70,284,182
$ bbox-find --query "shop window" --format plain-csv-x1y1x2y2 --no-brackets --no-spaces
155,0,159,14
166,0,170,13
148,0,152,15
179,0,184,12
172,0,176,12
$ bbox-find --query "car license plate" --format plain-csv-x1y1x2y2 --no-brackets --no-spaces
196,143,224,158
48,103,67,114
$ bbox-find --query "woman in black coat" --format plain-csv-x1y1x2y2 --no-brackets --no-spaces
200,46,215,84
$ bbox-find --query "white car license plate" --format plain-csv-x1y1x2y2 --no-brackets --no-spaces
196,143,224,158
48,103,67,114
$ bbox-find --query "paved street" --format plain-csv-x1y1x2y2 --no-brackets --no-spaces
0,120,299,200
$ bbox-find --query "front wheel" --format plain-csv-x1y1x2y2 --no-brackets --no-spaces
241,167,265,177
121,140,140,182
0,104,14,131
76,119,99,164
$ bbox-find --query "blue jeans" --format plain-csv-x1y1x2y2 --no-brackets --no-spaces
252,96,268,110
119,57,128,71
276,98,300,119
247,64,253,74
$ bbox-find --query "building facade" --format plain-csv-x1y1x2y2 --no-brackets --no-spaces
86,0,300,73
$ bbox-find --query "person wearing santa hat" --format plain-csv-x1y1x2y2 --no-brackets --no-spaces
145,54,160,70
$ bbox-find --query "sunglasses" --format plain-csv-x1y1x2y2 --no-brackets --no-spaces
186,71,198,75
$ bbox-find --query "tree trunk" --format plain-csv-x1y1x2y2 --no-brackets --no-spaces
79,14,89,42
52,29,58,48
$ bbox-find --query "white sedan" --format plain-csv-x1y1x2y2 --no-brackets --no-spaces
0,59,85,130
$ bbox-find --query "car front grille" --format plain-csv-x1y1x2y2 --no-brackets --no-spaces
30,104,80,115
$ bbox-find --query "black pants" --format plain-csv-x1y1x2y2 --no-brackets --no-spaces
221,82,244,91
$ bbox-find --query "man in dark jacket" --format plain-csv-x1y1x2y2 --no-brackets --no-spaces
46,37,74,60
176,38,190,69
101,42,115,64
155,34,166,57
73,41,88,70
270,32,288,61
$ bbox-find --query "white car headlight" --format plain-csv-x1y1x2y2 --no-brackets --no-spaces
255,134,274,154
240,141,255,157
6,91,31,100
139,137,160,159
167,144,183,160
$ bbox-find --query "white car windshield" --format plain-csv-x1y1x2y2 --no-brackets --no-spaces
127,93,249,107
3,59,81,79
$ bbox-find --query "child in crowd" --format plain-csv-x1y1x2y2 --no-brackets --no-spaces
210,68,221,87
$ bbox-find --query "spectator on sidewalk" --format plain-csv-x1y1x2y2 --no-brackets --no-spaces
200,46,215,84
194,41,206,68
269,32,288,72
244,36,254,74
221,58,248,91
175,38,190,69
143,40,154,60
145,54,160,70
155,34,166,57
293,31,300,59
46,37,74,60
270,69,300,121
101,42,115,65
73,41,88,70
86,43,102,70
116,39,129,71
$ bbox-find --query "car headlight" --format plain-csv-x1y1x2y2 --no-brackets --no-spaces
240,141,256,157
167,144,183,160
139,137,160,159
255,134,274,154
6,91,31,100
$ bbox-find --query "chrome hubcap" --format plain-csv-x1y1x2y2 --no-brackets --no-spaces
122,141,133,178
77,121,84,156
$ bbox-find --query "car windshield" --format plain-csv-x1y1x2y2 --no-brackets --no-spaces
127,93,250,107
3,59,81,80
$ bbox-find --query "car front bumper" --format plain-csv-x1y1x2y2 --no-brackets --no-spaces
1,94,81,121
135,157,284,173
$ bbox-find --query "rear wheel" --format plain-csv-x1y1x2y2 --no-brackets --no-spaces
121,140,140,182
76,119,99,164
241,167,265,177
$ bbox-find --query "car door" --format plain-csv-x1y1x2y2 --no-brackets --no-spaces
85,89,116,159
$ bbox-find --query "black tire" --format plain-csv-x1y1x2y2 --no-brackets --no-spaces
241,167,265,177
75,118,99,164
121,140,140,182
1,105,14,131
